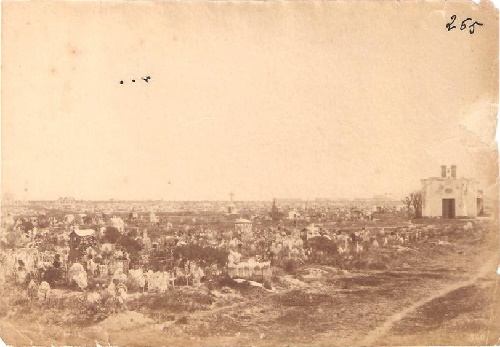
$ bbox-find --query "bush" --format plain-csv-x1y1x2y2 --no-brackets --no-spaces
149,250,173,271
173,244,228,267
262,279,273,290
63,295,114,326
308,236,338,255
41,267,64,286
217,276,238,288
117,235,142,253
281,259,301,274
103,227,121,243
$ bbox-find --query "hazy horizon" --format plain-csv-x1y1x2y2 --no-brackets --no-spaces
1,195,407,203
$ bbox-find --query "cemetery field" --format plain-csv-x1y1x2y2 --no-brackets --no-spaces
1,219,499,346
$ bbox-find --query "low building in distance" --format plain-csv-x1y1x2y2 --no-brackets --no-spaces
421,165,483,218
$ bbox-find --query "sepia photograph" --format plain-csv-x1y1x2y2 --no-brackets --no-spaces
1,0,499,345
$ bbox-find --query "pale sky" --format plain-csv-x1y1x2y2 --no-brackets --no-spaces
2,1,498,201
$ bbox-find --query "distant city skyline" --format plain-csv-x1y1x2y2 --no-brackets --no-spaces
1,192,406,203
2,2,498,202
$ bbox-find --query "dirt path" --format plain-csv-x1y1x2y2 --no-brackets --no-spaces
359,255,499,346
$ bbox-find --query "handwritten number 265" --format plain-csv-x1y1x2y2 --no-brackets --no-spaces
446,15,483,34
